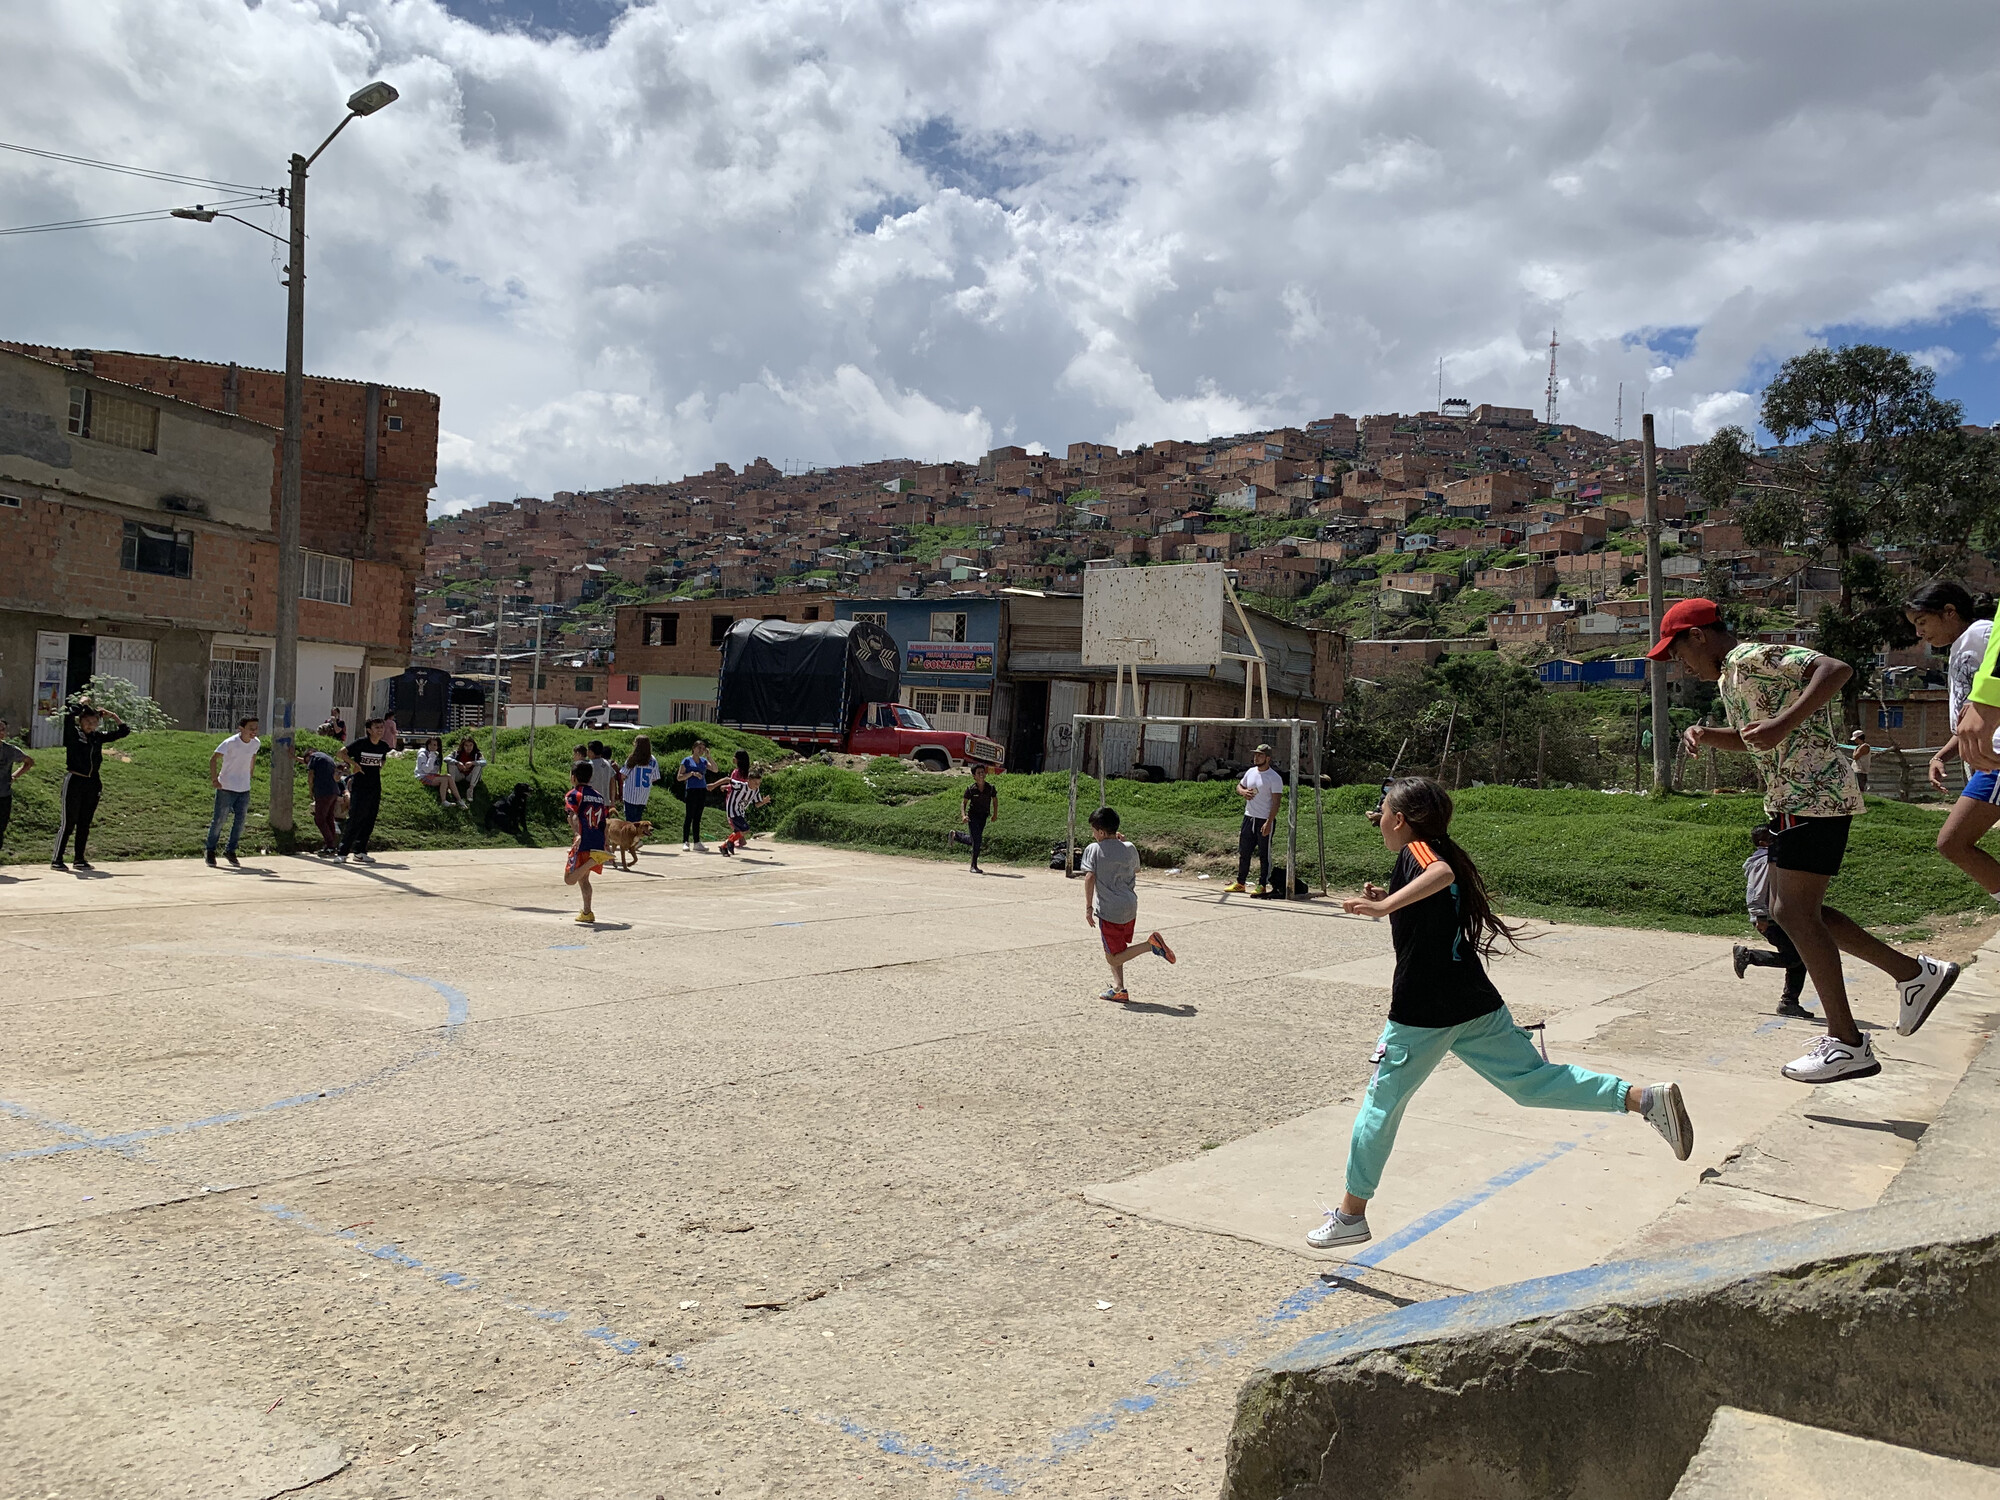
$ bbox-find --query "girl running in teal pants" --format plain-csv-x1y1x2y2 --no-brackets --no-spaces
1309,777,1696,1250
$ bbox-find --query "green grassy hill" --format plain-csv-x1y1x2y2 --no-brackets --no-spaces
2,730,1981,938
0,722,784,863
778,774,1982,938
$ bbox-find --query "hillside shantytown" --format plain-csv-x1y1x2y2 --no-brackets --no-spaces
413,397,1994,774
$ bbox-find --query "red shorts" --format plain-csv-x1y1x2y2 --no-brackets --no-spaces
566,844,608,878
1098,918,1136,953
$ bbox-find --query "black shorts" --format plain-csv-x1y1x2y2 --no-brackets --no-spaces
1768,814,1851,877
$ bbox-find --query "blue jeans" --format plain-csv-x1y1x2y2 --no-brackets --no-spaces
207,787,250,856
1345,1005,1630,1200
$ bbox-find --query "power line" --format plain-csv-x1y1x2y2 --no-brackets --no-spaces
0,139,273,194
0,192,277,237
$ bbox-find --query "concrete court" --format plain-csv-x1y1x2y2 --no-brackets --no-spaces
0,841,1990,1500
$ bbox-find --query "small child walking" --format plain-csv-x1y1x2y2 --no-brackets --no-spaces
1309,777,1693,1250
719,766,768,856
563,760,609,924
1081,806,1175,1003
1732,826,1813,1019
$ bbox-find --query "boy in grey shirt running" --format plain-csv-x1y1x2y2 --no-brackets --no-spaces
1081,805,1176,1003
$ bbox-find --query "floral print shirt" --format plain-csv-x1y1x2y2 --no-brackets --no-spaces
1717,643,1865,819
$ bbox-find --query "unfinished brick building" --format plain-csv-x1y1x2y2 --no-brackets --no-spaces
0,342,437,743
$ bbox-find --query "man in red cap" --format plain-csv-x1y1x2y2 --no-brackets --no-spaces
1652,599,1958,1083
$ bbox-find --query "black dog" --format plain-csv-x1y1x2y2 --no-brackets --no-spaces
486,782,531,835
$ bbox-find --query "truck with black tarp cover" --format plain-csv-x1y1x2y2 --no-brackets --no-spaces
715,618,1004,771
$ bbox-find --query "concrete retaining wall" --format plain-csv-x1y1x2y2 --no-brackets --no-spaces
1220,1189,2000,1500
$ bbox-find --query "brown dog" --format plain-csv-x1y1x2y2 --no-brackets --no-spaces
604,817,653,870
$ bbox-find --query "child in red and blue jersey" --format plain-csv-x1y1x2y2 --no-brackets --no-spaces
563,761,609,923
719,767,768,856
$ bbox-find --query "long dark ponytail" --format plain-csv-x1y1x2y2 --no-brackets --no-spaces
1383,777,1526,959
1905,579,1993,624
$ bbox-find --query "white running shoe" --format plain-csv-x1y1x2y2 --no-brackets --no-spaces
1782,1032,1881,1083
1305,1209,1371,1249
1897,955,1959,1037
1640,1082,1694,1161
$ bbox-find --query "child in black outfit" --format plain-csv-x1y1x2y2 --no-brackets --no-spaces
1732,826,1814,1019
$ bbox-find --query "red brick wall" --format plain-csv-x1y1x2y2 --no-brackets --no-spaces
0,492,405,650
0,343,435,654
615,597,832,676
2,492,263,633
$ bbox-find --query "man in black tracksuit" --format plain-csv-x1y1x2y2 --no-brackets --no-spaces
53,705,129,870
339,718,391,863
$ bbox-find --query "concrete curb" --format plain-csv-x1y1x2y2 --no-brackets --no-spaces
1220,1185,2000,1499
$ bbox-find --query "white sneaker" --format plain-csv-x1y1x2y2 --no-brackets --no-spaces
1782,1032,1881,1083
682,841,691,851
1640,1082,1694,1161
693,841,707,851
1305,1209,1371,1249
1897,955,1959,1037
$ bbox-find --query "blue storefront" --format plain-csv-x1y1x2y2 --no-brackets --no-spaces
834,598,1002,737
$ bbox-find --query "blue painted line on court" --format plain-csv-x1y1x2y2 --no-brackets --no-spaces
547,943,588,951
0,955,469,1164
259,1200,666,1362
813,1141,1587,1496
789,1412,1017,1493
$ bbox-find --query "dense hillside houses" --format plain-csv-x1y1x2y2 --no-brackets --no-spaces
417,403,1697,681
413,399,1993,760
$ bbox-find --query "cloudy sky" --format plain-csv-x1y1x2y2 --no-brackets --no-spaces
4,0,1998,511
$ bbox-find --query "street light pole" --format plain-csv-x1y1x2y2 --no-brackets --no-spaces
271,150,308,833
263,80,397,836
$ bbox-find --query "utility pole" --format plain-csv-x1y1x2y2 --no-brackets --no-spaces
258,81,397,837
488,592,505,768
270,151,307,834
1615,382,1623,443
528,609,544,769
1642,413,1671,791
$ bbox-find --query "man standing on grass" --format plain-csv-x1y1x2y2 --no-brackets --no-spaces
339,719,391,864
960,763,997,873
205,717,260,868
1226,744,1285,895
1658,598,1957,1082
52,702,127,871
0,717,32,858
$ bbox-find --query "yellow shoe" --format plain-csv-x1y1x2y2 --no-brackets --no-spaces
1224,882,1247,893
1254,885,1268,897
575,910,595,924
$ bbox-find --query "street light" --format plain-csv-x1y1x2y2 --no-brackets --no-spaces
180,80,397,835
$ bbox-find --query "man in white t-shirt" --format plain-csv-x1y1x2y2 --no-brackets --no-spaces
205,716,261,867
1226,743,1286,894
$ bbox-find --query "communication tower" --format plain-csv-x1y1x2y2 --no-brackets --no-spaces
1616,382,1623,442
1543,328,1560,426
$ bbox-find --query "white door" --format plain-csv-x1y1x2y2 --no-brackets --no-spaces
32,632,66,749
1045,680,1086,771
96,637,153,698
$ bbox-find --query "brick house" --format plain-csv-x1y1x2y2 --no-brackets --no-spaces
0,342,436,743
614,595,834,723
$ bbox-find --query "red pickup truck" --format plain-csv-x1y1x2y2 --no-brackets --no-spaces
715,618,1005,772
835,702,1004,772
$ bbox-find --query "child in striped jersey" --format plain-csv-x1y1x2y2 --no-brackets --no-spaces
1307,777,1696,1250
718,767,768,857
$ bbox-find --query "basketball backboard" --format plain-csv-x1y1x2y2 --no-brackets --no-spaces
1081,563,1227,667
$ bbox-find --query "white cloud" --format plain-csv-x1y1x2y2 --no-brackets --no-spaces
4,0,1999,508
1907,345,1963,374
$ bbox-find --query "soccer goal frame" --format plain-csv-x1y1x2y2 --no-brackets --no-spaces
1064,713,1328,899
